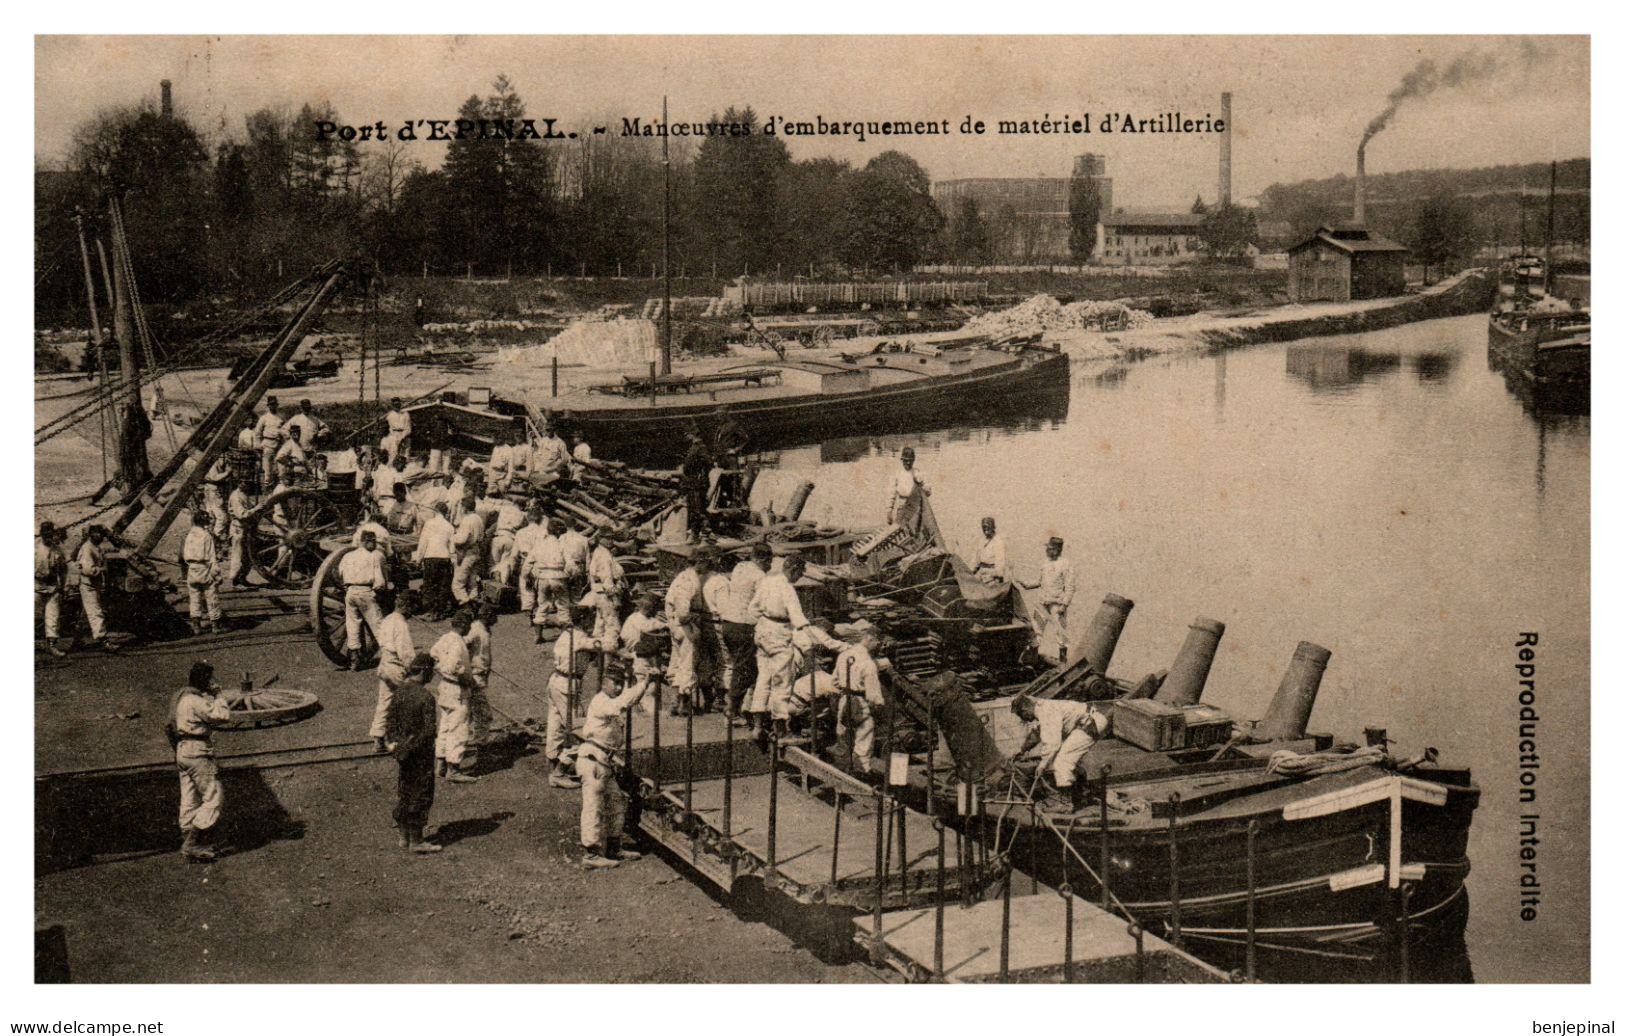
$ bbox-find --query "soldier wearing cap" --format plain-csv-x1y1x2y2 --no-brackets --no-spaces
619,591,668,716
169,661,234,862
1020,536,1076,666
887,447,929,535
664,547,717,715
749,553,812,745
35,521,68,657
180,510,223,636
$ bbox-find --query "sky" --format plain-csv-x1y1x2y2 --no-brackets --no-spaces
35,35,1589,209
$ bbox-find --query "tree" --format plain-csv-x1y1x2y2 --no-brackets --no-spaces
1199,203,1258,261
1191,194,1208,215
947,195,989,265
1067,170,1103,262
780,157,854,274
441,76,558,275
1412,191,1474,284
837,151,943,272
691,107,790,276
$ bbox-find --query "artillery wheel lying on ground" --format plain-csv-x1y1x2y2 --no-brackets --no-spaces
248,488,344,589
219,687,322,729
309,545,379,667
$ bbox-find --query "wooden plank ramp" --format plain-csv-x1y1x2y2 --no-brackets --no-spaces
855,892,1230,984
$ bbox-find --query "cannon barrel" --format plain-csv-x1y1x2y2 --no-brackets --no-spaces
1254,641,1332,741
1075,593,1134,673
1154,616,1226,707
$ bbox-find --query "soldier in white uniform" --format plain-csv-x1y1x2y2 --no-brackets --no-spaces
575,667,650,869
226,479,254,587
545,606,603,788
505,501,547,609
450,493,486,606
663,549,716,716
972,516,1008,583
749,553,811,744
180,511,223,635
463,603,498,746
486,494,525,581
886,447,929,534
619,592,668,716
430,610,478,783
35,522,68,657
339,530,388,671
526,518,570,642
559,522,591,604
370,590,418,753
1012,694,1111,812
75,526,118,652
382,397,412,460
254,396,284,486
286,399,328,449
169,662,233,862
1020,536,1076,665
835,630,887,774
721,543,770,725
584,531,627,650
274,424,309,478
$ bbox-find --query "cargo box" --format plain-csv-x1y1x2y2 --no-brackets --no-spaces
1180,704,1234,749
1110,699,1187,752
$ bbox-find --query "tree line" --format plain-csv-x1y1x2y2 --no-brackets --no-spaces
36,78,954,324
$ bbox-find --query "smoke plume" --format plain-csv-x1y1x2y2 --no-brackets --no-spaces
1362,40,1546,146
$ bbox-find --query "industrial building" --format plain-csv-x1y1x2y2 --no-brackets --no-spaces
1286,225,1409,302
1095,211,1208,265
931,154,1112,261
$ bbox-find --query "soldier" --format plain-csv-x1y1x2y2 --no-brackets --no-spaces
835,630,887,775
384,652,442,853
413,501,456,621
464,603,498,747
286,398,328,449
723,543,771,727
1011,693,1111,812
576,663,649,870
664,548,716,716
559,521,591,605
180,511,223,636
226,478,254,588
886,446,929,534
371,590,418,754
35,521,68,657
584,530,627,651
254,396,284,486
527,518,570,643
749,553,811,745
338,529,387,671
1019,536,1076,665
619,592,668,717
274,423,308,479
430,609,479,783
382,397,412,460
450,492,485,606
168,661,233,862
545,605,602,788
972,516,1007,583
508,501,547,613
75,525,118,653
678,430,712,540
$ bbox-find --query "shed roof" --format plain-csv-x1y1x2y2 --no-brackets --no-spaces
1287,225,1409,256
1102,210,1207,230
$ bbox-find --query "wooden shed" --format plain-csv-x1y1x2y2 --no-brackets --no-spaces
1287,225,1409,303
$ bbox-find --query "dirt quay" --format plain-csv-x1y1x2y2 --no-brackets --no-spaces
34,589,877,983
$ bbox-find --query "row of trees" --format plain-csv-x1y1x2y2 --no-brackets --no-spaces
37,83,952,322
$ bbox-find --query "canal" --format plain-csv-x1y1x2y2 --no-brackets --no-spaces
751,312,1589,983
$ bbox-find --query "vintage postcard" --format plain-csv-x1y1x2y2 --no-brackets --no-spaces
29,33,1590,999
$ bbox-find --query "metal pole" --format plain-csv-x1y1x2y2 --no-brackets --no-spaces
1029,798,1040,895
1167,791,1182,948
897,791,909,905
649,361,657,408
1245,819,1258,982
1397,881,1412,983
722,696,734,840
1131,922,1146,984
1099,763,1113,909
999,858,1012,982
1062,885,1076,983
872,787,886,942
651,674,663,796
925,695,937,815
551,355,558,397
566,628,578,734
829,791,842,886
934,818,946,979
684,693,695,823
766,730,779,879
660,95,672,377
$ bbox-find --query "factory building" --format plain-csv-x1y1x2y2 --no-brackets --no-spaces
1286,225,1409,302
1096,211,1208,265
931,154,1113,261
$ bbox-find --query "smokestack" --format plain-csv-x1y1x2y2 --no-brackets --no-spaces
1219,92,1232,207
160,80,173,118
1353,144,1367,226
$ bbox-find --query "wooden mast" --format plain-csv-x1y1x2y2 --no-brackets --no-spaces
661,94,673,376
1543,159,1555,297
73,212,109,482
108,194,151,496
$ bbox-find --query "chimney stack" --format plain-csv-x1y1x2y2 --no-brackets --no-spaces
1353,144,1367,226
1219,92,1232,207
160,80,173,118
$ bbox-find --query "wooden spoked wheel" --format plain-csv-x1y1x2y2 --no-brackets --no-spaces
220,688,321,729
248,488,344,589
309,546,380,667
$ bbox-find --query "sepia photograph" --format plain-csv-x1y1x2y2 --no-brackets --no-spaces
26,30,1594,1002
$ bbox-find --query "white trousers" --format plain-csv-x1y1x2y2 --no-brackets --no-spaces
545,672,577,762
177,750,223,832
1051,728,1098,789
839,697,877,772
344,587,383,652
1033,603,1069,664
532,576,568,626
39,590,62,640
435,680,469,766
452,551,481,604
80,584,106,641
577,751,624,850
370,662,405,739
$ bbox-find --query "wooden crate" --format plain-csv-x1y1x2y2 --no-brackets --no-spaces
1110,699,1187,752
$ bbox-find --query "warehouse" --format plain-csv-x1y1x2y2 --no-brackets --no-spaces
1286,225,1409,302
1095,211,1207,266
